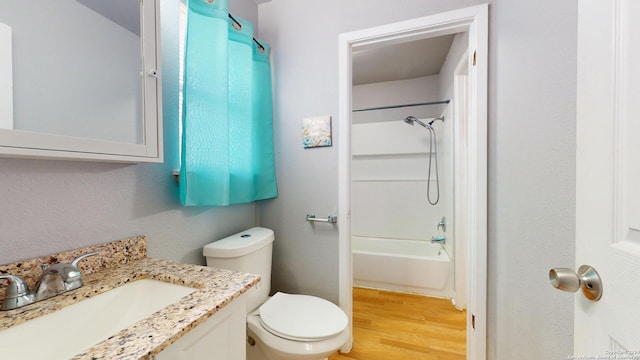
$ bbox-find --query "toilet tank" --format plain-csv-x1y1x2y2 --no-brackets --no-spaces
203,227,274,312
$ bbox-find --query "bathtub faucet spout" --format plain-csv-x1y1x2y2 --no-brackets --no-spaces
431,235,446,244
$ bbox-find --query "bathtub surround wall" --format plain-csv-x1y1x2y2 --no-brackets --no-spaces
0,0,260,265
350,116,451,248
258,1,576,359
351,75,448,247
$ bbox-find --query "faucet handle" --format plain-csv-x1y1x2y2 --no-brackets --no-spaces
0,274,31,298
437,216,447,232
65,251,99,287
71,251,99,268
0,274,35,310
64,251,99,289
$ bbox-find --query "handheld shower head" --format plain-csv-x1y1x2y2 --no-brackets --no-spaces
404,116,417,125
401,115,444,205
403,116,430,129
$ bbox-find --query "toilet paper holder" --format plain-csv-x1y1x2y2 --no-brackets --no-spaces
306,214,337,224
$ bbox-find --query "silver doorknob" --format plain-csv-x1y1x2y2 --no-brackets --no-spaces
549,265,603,301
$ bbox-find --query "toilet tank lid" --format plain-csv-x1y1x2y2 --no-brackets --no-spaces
203,227,275,258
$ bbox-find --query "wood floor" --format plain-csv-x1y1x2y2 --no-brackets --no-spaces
329,287,466,360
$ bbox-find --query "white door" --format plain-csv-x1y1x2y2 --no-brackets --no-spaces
575,0,640,356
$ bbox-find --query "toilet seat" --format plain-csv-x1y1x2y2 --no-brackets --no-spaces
258,292,348,341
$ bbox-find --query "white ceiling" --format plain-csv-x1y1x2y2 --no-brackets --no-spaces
352,34,456,85
76,0,140,36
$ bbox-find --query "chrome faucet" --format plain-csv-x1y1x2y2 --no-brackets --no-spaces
0,251,98,311
0,275,34,311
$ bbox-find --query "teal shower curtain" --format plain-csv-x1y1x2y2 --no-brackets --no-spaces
180,0,277,206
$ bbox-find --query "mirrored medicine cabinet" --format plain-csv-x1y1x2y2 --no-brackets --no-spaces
0,0,162,163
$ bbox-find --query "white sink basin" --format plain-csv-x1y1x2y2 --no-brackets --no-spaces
0,279,196,359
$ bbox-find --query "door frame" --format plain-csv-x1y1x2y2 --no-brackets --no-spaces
453,52,470,310
337,4,488,359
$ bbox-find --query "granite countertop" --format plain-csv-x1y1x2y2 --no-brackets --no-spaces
0,238,260,359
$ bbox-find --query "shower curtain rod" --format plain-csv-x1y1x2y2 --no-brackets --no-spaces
352,100,450,113
228,14,266,52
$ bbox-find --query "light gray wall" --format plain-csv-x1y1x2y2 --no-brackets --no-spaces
0,0,260,266
258,0,576,358
488,0,577,358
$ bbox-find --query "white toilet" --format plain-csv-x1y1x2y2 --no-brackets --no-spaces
203,227,349,360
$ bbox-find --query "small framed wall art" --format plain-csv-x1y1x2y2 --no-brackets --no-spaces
301,115,332,148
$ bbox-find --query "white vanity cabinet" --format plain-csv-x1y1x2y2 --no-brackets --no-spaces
155,294,247,360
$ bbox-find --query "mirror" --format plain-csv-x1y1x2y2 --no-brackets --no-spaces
0,0,162,162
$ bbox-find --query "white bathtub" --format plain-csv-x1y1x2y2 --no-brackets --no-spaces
352,236,454,298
